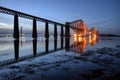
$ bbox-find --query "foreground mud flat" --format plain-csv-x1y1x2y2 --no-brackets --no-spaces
0,46,120,80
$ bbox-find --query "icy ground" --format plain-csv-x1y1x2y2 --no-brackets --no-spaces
0,46,120,80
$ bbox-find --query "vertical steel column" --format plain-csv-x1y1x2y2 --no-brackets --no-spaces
65,22,70,37
65,22,70,51
45,22,49,38
54,24,57,38
32,18,37,38
60,25,64,37
13,14,19,38
61,25,64,49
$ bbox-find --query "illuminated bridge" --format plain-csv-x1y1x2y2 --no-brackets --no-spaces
69,20,99,37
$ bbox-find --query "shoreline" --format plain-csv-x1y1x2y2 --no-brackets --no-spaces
0,46,120,80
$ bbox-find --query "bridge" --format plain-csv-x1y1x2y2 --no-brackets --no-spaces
0,6,99,39
69,19,99,37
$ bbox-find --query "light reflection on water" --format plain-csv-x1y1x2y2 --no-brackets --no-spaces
70,36,120,53
0,37,120,63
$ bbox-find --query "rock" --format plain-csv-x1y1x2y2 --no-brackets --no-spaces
23,67,35,74
8,65,20,69
62,67,70,71
82,69,103,79
13,75,25,80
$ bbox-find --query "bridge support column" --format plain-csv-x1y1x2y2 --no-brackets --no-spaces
65,22,70,51
32,18,37,38
60,25,64,37
45,22,49,38
60,25,64,49
54,24,57,38
65,22,70,37
13,14,19,39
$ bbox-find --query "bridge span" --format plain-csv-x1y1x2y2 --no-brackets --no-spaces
0,6,99,38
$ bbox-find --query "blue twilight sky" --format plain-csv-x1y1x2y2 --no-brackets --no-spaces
0,0,120,34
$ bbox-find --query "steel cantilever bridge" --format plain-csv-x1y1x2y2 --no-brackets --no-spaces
69,19,99,37
0,6,99,38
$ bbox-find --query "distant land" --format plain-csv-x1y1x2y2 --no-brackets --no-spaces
100,34,120,37
0,28,120,37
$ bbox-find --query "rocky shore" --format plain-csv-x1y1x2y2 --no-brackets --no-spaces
0,46,120,80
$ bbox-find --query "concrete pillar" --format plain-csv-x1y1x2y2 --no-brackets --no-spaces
54,24,57,38
32,18,37,38
65,22,70,51
60,25,64,37
45,22,49,38
13,14,19,38
61,25,64,49
65,22,70,37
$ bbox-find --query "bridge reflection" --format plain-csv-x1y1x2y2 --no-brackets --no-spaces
70,35,99,53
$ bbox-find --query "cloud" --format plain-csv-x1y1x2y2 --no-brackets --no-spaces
0,22,13,29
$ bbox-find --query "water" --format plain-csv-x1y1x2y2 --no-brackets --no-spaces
0,36,120,65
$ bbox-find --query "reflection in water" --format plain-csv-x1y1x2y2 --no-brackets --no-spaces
13,38,61,60
14,39,19,60
33,39,37,56
1,36,119,66
54,38,57,50
71,37,87,53
88,34,99,46
71,36,99,53
45,38,49,53
61,37,64,49
65,38,70,51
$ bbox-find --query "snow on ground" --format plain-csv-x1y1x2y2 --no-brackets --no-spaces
0,46,120,80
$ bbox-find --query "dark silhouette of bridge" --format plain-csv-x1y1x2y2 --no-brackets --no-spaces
0,6,99,39
0,6,100,67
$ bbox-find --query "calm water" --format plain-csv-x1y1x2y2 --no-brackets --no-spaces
0,36,120,63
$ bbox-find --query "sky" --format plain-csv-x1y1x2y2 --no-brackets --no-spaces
0,0,120,34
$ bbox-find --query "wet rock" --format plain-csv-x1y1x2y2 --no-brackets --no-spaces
83,50,94,56
13,75,25,80
62,67,70,71
74,60,79,63
55,64,61,67
116,45,120,48
8,65,20,69
82,69,103,79
39,67,50,71
101,72,120,80
0,76,4,80
74,56,87,61
23,67,35,74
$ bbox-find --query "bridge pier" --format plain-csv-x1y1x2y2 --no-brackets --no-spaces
45,22,49,38
60,25,64,37
13,14,19,39
65,22,70,51
32,18,37,38
60,26,64,49
54,24,57,38
65,22,70,37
